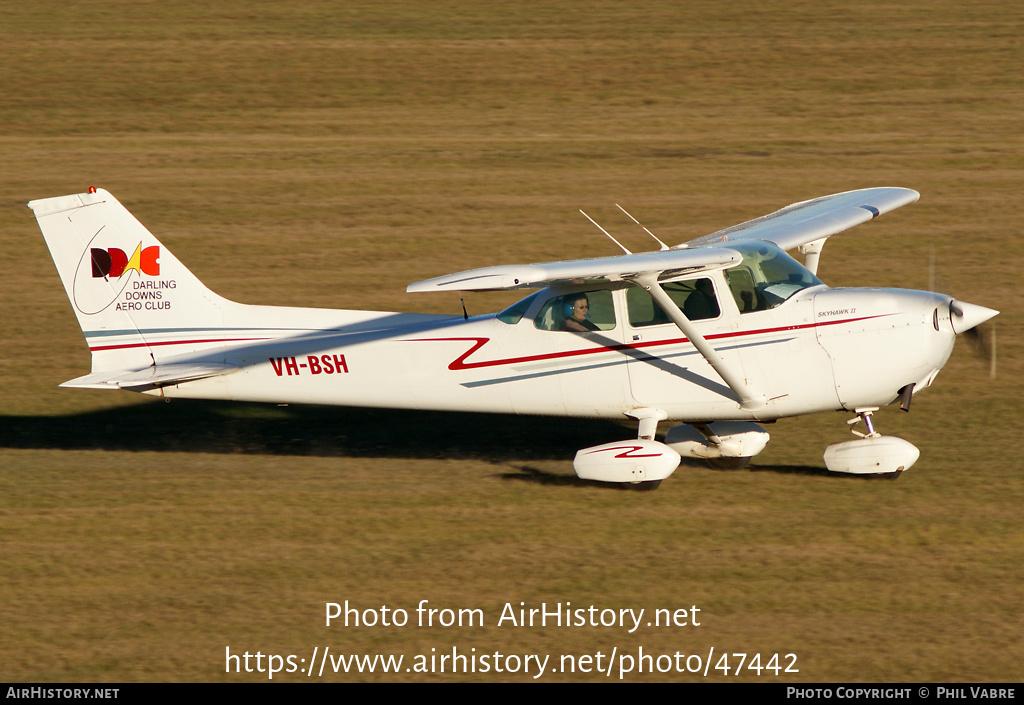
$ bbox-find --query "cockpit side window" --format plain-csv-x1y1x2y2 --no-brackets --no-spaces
725,241,822,313
534,289,616,332
725,267,758,313
627,278,720,327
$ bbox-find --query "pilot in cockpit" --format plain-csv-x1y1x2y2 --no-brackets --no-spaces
562,293,600,332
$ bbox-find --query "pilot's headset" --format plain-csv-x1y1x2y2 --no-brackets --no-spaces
563,295,589,319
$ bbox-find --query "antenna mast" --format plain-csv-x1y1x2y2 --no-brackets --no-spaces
616,204,671,250
579,210,631,254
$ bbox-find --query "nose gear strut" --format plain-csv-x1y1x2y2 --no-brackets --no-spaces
848,407,879,438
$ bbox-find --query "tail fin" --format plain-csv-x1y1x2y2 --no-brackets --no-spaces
30,188,236,374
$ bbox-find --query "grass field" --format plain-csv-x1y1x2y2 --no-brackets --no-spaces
1,1,1021,682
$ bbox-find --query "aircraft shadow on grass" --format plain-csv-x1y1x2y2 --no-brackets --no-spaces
1,399,833,479
0,399,630,461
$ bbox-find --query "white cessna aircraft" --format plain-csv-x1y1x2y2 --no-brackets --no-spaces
30,187,997,487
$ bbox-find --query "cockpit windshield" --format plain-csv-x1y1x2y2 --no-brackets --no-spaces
496,291,541,324
724,241,822,313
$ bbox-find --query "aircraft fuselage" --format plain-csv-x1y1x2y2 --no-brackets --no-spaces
144,282,957,424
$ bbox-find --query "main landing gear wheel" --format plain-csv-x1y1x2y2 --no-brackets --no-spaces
705,456,751,470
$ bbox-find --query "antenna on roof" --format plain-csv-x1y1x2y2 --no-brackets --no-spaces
616,204,670,251
579,210,631,254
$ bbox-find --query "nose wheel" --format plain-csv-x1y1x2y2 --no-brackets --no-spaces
823,407,920,476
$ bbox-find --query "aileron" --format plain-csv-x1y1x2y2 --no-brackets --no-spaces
684,187,919,251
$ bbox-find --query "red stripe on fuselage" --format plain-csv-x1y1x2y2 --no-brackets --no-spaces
86,313,887,362
408,314,887,371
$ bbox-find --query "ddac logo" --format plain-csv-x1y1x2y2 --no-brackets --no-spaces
73,242,163,315
91,244,160,278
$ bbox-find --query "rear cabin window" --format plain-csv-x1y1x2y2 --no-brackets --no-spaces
626,278,720,327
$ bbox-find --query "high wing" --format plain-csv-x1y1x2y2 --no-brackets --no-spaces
408,187,918,294
682,186,919,251
407,247,741,293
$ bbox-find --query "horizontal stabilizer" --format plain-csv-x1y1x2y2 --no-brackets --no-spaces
61,363,237,390
408,247,741,293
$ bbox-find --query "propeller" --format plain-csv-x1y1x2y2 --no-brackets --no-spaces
931,248,997,378
948,299,998,379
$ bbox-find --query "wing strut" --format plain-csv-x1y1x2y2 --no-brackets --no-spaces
632,274,767,412
798,237,828,276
